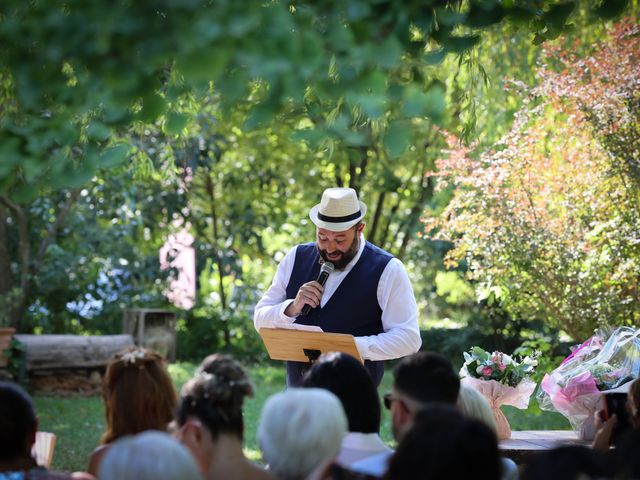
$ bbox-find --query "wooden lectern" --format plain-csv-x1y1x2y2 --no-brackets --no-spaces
259,327,363,364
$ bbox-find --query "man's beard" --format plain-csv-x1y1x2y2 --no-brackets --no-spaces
317,235,360,270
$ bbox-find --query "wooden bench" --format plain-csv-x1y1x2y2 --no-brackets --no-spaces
499,430,590,464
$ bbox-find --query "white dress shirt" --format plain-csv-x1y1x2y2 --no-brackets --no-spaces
336,432,393,467
253,235,421,361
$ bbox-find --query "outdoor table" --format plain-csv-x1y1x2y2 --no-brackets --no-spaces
499,430,590,464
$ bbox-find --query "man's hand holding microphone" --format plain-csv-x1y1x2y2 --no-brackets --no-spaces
284,262,334,317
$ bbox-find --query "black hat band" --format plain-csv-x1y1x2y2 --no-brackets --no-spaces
317,210,362,223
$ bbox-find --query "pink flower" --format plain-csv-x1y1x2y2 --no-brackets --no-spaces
481,366,493,377
498,363,507,371
491,353,502,364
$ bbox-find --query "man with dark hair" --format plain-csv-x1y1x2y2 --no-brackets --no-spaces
0,381,72,479
350,352,460,477
388,351,460,439
254,187,421,387
385,406,502,480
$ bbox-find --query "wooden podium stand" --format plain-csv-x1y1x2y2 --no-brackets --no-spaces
259,327,363,364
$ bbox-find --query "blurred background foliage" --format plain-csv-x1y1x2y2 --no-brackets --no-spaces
0,0,637,367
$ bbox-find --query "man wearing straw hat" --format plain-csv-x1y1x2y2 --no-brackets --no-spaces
254,187,421,387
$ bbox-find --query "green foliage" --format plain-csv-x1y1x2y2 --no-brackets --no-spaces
0,0,626,201
425,17,640,340
0,1,634,352
2,337,26,382
176,308,267,363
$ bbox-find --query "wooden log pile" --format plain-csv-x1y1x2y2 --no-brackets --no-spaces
14,334,134,395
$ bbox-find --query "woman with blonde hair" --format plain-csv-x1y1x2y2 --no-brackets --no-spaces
87,347,177,476
457,385,519,480
457,384,498,433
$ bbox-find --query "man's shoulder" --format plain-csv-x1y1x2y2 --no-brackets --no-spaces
291,242,317,260
364,241,393,258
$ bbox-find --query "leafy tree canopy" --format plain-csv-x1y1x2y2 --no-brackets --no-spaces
0,0,628,202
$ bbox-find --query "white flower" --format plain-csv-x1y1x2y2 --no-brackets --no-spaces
120,349,146,365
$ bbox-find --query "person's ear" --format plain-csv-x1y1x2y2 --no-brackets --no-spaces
356,222,365,234
178,420,204,450
396,399,411,422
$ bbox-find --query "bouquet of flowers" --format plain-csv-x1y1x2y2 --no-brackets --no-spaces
460,346,538,439
537,326,640,439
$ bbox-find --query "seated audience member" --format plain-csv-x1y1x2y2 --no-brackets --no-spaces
0,381,74,479
258,388,347,480
174,353,270,480
351,352,460,477
592,377,640,452
302,352,392,466
457,385,519,480
521,446,610,480
457,384,498,432
613,428,640,479
98,431,202,480
88,347,177,476
384,406,502,480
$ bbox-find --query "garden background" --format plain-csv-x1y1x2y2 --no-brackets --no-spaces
0,0,638,473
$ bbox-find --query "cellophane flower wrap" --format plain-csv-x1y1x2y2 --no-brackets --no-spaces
460,347,538,440
537,326,640,438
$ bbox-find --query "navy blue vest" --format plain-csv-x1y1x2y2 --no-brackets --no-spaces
284,241,393,387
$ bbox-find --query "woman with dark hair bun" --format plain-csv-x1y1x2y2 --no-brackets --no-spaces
88,347,177,477
174,353,270,480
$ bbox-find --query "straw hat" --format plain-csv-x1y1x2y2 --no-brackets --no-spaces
309,188,367,232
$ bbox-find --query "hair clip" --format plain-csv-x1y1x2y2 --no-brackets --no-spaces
120,348,146,365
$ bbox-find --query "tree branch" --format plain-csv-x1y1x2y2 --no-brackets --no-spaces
0,195,29,329
368,191,386,245
35,189,81,266
0,203,11,295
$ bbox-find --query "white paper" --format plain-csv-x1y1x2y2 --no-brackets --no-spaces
264,322,324,333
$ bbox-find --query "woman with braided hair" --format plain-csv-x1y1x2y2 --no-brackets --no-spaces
87,347,177,477
174,353,271,480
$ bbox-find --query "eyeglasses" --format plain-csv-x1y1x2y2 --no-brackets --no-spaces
383,392,398,410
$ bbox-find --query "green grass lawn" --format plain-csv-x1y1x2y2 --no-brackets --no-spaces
33,360,570,473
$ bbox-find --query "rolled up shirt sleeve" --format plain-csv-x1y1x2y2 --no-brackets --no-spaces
253,246,298,330
354,258,422,361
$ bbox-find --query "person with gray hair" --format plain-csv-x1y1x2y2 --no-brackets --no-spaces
98,431,203,480
457,385,519,480
257,388,347,480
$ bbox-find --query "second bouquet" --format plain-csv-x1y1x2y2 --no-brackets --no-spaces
460,346,538,440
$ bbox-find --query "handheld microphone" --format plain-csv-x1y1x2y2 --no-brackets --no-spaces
300,261,334,316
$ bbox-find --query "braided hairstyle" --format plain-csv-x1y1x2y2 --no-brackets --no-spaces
176,354,253,440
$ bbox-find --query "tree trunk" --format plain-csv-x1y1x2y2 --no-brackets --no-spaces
205,173,230,347
0,191,81,331
0,196,29,330
397,176,434,259
0,203,10,295
368,191,386,245
14,334,135,370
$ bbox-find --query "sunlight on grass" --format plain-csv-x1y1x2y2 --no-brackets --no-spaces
167,361,196,390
